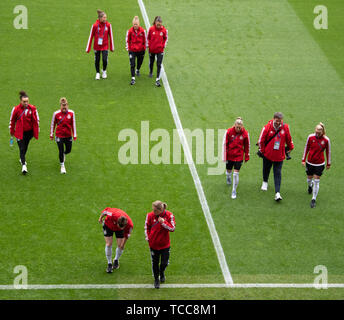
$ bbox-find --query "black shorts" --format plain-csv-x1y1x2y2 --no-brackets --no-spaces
226,160,243,171
306,163,325,177
102,224,124,238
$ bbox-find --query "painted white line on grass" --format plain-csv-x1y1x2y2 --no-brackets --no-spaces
1,283,344,290
137,0,233,285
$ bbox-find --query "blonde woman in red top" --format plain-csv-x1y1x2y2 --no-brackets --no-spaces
50,98,77,174
302,123,331,208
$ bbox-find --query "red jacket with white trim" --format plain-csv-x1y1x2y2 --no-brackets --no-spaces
126,26,146,52
147,25,168,54
258,120,294,162
302,133,331,166
145,210,175,250
222,126,250,162
50,109,77,139
86,20,114,53
9,104,39,140
102,208,134,239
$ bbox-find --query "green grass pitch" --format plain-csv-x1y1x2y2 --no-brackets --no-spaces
0,0,344,299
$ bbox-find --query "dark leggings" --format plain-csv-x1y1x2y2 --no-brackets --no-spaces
263,157,283,193
17,130,33,165
94,50,108,73
129,51,145,77
150,247,170,280
149,52,164,79
56,137,72,163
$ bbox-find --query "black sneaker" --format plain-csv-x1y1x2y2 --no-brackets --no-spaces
155,80,161,87
106,263,113,273
154,278,160,289
308,185,313,194
310,199,316,208
160,272,165,283
136,70,140,77
148,72,153,78
113,259,119,269
130,79,135,85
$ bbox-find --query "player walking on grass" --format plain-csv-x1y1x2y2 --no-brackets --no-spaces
257,112,294,201
145,201,175,289
9,91,39,175
86,9,114,80
99,207,133,273
222,117,250,199
147,16,168,87
126,16,147,86
302,123,331,208
50,98,77,174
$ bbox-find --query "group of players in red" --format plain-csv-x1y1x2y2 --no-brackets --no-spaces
223,113,331,209
86,10,168,87
8,10,331,289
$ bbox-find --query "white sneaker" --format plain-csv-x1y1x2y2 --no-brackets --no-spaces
275,192,282,201
95,73,100,80
102,70,107,79
231,190,237,199
261,181,268,191
22,164,28,175
61,165,66,174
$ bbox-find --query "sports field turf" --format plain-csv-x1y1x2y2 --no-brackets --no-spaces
0,0,343,300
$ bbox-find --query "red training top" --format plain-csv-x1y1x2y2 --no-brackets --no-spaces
102,208,133,239
86,20,114,53
302,133,331,166
147,25,168,54
126,26,147,52
145,210,175,250
50,109,77,139
222,126,250,162
9,104,39,140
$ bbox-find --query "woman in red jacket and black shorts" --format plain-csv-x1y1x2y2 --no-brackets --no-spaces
126,16,146,85
9,91,40,175
302,123,331,208
147,16,168,87
50,97,77,174
222,117,250,199
86,9,114,80
145,201,175,289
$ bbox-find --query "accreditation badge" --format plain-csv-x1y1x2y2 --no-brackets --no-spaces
273,140,280,150
98,38,103,45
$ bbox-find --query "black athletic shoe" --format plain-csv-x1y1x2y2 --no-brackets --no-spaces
148,72,153,78
308,185,313,194
106,263,113,273
155,80,161,87
154,278,160,289
113,259,119,269
310,199,316,208
130,79,135,85
160,272,165,283
136,70,140,77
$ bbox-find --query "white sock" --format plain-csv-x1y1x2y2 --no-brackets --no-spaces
105,245,112,264
132,77,135,80
232,172,239,192
312,179,320,200
115,247,123,261
307,178,313,187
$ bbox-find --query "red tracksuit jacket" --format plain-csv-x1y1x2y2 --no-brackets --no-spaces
147,25,168,54
258,120,294,162
102,208,134,239
126,26,147,52
86,20,114,53
9,104,39,140
222,126,250,162
50,110,77,139
302,133,331,166
145,210,175,250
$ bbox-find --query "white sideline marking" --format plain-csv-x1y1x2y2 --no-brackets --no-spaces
138,0,233,286
1,283,344,290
